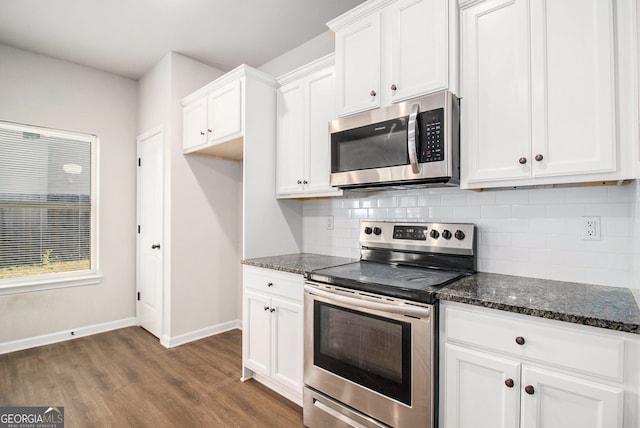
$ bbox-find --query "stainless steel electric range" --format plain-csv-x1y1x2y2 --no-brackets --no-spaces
303,221,476,428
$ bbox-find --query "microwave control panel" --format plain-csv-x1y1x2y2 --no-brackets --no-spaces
418,108,444,163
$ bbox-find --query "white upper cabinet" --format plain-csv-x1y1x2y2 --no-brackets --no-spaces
181,65,276,161
334,13,382,115
460,0,639,189
206,79,242,144
276,55,342,198
329,0,454,117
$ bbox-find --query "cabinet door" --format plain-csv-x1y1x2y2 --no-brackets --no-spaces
305,66,338,194
182,98,207,150
521,366,623,428
276,81,306,195
530,0,616,177
444,344,520,428
335,13,381,116
461,0,531,183
270,296,303,395
386,0,448,103
244,290,271,377
207,79,242,143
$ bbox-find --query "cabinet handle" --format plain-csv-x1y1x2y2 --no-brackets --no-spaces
267,282,273,287
505,378,515,388
535,154,544,162
263,306,270,311
270,308,276,313
515,336,526,345
390,84,397,91
518,157,527,165
370,90,377,97
524,385,535,395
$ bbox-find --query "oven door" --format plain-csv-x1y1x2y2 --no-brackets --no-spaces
303,282,435,428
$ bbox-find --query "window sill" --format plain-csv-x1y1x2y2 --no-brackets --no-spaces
0,273,103,296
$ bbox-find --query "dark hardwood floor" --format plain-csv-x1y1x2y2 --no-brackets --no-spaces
0,328,303,427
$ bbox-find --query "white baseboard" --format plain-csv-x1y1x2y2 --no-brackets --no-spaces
0,317,137,355
162,319,242,348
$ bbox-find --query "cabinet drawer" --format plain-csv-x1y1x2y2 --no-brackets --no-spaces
444,304,625,382
243,266,303,302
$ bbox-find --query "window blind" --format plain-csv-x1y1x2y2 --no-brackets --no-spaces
0,121,96,282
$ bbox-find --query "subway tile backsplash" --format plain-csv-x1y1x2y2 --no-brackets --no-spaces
302,182,640,290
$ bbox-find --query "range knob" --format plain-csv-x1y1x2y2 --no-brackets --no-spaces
364,227,373,235
454,230,466,240
373,227,382,235
441,230,452,240
430,229,440,239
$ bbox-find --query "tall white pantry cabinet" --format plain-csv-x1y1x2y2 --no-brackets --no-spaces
459,0,639,189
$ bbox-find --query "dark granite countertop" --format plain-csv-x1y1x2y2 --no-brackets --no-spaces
437,272,640,335
242,253,356,275
242,254,640,335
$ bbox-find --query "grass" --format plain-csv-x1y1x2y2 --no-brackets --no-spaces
0,259,90,279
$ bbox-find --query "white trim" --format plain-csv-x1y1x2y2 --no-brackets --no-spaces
161,319,242,348
0,274,103,296
0,317,136,355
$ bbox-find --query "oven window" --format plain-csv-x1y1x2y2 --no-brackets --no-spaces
313,301,411,405
331,118,409,173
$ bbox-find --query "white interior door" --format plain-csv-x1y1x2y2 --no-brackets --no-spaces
136,127,164,338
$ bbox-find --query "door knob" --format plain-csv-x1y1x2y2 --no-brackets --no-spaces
151,243,161,250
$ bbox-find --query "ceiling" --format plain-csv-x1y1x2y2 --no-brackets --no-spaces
0,0,365,80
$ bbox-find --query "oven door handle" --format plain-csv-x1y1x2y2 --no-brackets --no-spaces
304,284,431,318
407,103,421,174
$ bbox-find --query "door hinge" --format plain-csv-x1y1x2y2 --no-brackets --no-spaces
137,225,140,234
137,292,141,301
138,157,141,167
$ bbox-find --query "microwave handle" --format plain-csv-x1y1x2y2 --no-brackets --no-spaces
407,103,421,173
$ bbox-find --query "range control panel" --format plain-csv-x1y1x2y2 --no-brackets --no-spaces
360,221,475,255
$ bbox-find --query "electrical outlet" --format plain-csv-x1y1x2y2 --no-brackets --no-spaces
581,216,601,241
327,216,334,230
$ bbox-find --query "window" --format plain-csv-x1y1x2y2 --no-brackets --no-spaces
0,120,99,294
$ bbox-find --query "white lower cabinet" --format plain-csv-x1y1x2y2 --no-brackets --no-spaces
440,302,637,428
242,266,303,405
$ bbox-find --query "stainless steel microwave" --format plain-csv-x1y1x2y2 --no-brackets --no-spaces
329,90,460,189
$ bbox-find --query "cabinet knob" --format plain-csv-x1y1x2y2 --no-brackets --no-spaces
390,84,397,91
524,385,535,395
263,306,270,311
303,180,308,184
207,129,213,133
518,157,527,165
535,153,544,162
370,90,377,97
200,131,205,136
270,308,276,313
297,180,302,184
505,378,515,388
515,336,526,345
267,282,273,287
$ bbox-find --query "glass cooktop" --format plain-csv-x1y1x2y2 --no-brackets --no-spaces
306,260,467,304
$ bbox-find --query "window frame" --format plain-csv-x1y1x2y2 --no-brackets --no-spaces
0,120,101,295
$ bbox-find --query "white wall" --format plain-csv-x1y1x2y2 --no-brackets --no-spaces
259,31,335,77
303,184,639,289
138,52,241,340
0,44,138,343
